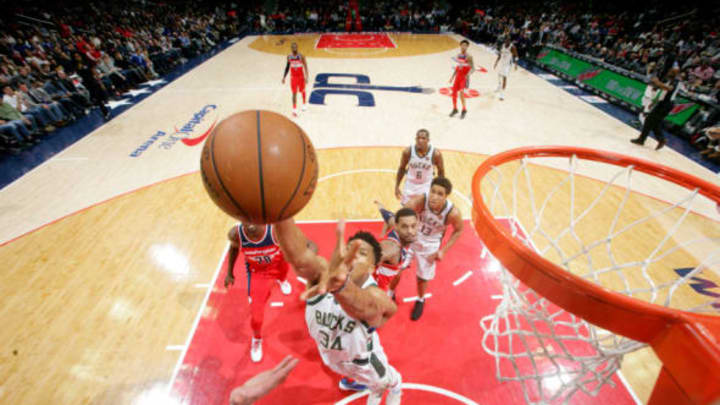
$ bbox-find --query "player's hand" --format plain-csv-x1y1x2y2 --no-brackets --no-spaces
300,219,354,300
224,274,235,288
394,187,402,200
428,250,444,262
229,355,299,405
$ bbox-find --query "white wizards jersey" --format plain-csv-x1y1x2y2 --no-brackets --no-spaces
416,193,454,250
305,277,387,366
406,144,434,186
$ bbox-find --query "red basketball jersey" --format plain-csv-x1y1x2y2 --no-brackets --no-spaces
288,54,305,78
239,224,287,276
454,52,471,77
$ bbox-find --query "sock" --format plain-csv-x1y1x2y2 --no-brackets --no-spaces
301,91,306,104
452,94,457,109
293,100,296,109
379,208,394,223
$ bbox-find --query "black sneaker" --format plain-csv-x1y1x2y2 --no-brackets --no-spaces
630,138,644,146
655,139,666,150
411,299,424,321
449,109,458,117
460,110,467,119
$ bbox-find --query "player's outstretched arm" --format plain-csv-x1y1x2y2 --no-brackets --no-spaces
229,355,299,405
275,218,329,298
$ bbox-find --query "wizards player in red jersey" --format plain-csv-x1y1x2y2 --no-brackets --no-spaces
225,223,292,363
448,39,474,119
281,42,309,117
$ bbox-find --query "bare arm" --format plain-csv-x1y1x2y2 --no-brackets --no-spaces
275,218,329,298
394,147,411,200
432,206,464,261
449,69,457,83
468,55,475,75
650,76,672,91
433,149,445,178
403,193,425,214
282,59,289,82
335,281,397,328
225,226,240,287
493,52,501,69
302,55,309,83
229,355,299,405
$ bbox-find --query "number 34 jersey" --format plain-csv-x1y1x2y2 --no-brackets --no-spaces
239,224,288,278
305,276,388,366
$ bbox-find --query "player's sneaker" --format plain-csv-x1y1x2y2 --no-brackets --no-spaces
301,104,307,111
250,337,263,363
411,299,424,321
292,111,298,117
278,279,292,295
499,93,505,101
449,109,458,117
339,377,367,391
460,110,467,119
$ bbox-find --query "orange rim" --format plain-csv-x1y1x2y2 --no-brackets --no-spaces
471,145,720,342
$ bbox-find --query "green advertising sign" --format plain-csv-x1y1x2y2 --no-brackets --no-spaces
536,48,699,125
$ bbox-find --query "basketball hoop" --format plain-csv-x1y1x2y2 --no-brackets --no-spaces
472,146,720,404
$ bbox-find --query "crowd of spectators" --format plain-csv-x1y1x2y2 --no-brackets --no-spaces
459,2,720,103
0,0,244,154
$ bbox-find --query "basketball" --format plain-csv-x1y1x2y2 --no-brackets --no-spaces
200,110,318,224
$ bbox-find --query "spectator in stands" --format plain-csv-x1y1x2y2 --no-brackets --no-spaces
0,98,41,142
690,59,715,85
73,52,110,120
18,82,69,126
3,85,56,132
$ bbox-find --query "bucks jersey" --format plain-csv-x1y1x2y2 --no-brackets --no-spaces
406,144,434,186
415,193,454,252
305,277,388,367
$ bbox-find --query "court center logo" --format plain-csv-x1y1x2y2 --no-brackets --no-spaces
129,105,218,157
309,73,432,107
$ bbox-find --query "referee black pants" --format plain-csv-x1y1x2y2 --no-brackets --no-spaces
637,104,672,144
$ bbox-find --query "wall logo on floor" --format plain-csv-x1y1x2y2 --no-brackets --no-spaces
309,73,433,107
675,268,720,311
129,105,218,157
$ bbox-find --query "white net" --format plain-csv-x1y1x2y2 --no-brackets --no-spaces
478,154,720,404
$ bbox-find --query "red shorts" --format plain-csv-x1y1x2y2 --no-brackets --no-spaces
452,75,469,93
290,75,305,93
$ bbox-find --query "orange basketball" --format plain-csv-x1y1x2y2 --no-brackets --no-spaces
200,110,318,224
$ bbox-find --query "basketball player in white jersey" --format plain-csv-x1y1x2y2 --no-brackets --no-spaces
281,42,309,117
493,37,518,101
394,177,464,320
639,62,660,126
275,218,403,405
394,129,444,204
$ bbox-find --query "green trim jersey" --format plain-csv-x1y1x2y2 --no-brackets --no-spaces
305,276,386,367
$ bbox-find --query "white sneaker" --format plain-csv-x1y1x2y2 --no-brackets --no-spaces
386,384,402,405
278,279,292,295
366,390,383,405
499,93,505,101
292,110,298,117
301,104,307,111
250,338,263,363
